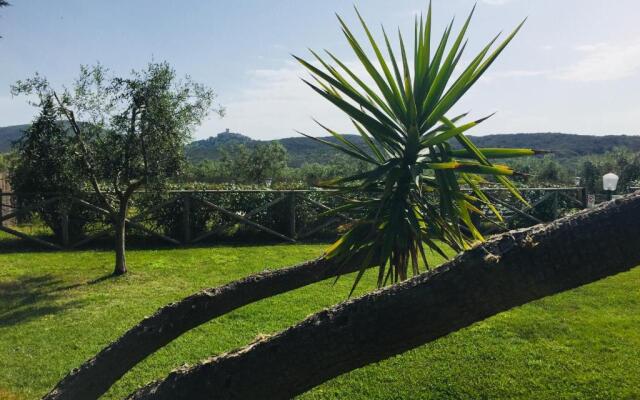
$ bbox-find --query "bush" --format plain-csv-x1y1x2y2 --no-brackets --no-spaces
135,183,346,243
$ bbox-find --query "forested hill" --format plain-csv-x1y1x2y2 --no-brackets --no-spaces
0,125,29,151
465,133,640,157
186,131,640,167
3,125,640,166
185,131,369,166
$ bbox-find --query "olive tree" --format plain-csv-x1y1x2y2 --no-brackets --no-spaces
12,62,222,274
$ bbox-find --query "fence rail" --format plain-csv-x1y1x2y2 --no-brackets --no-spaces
0,187,588,250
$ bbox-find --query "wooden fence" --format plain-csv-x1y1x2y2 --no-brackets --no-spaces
0,187,587,250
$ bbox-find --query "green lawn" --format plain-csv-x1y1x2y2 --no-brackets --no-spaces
0,240,639,399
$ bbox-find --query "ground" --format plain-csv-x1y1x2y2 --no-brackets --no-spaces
0,240,639,399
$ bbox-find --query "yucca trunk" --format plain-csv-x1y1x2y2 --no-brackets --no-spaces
126,193,640,400
44,256,376,400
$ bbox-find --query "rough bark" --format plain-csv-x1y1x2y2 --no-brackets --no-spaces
113,218,127,276
127,193,640,400
43,255,373,400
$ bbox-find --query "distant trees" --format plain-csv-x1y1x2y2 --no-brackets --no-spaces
150,146,640,191
507,149,640,191
577,148,640,192
620,159,640,189
221,142,287,184
604,148,640,189
295,154,370,186
580,160,599,193
536,157,565,183
185,142,288,184
184,147,370,187
12,61,221,275
0,154,11,173
183,160,228,183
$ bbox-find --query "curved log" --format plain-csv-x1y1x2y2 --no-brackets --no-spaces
44,256,373,400
127,193,640,399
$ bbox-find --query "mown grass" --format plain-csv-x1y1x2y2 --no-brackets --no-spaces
0,238,639,399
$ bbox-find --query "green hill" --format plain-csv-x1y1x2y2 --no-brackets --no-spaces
4,124,640,166
464,133,640,157
0,124,29,152
184,130,368,166
184,129,253,161
187,131,640,167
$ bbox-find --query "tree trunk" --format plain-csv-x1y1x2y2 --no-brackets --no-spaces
44,256,374,400
126,193,640,400
113,217,127,276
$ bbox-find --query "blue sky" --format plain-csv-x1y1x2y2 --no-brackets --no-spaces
1,0,639,140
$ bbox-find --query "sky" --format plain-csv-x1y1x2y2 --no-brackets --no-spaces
1,0,639,140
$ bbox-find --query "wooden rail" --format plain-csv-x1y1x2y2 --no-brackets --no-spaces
0,187,588,250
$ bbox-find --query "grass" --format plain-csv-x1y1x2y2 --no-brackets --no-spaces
0,238,639,399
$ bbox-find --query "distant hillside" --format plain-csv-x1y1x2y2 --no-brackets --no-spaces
276,136,367,166
465,133,640,157
185,129,253,161
184,130,366,166
0,124,28,152
4,124,640,165
187,131,640,167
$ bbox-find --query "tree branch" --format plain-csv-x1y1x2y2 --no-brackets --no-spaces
124,179,144,200
52,92,115,215
127,193,640,399
43,254,375,400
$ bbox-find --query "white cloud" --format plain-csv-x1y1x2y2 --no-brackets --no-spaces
480,0,512,5
195,37,640,140
480,68,550,84
574,43,605,52
497,69,550,78
481,40,640,84
555,41,640,82
197,61,356,140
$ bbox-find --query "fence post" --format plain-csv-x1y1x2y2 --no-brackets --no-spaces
0,189,3,228
61,209,70,248
552,192,559,220
580,187,587,208
182,193,191,245
289,192,297,239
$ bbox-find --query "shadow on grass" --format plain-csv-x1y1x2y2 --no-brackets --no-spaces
0,237,61,254
0,232,331,255
87,273,116,285
0,274,87,328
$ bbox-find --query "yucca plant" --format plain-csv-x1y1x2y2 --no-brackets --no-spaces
295,4,544,293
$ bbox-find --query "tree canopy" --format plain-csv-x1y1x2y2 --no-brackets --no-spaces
11,61,223,274
9,96,90,240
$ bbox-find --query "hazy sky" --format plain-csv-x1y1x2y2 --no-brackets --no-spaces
1,0,639,140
